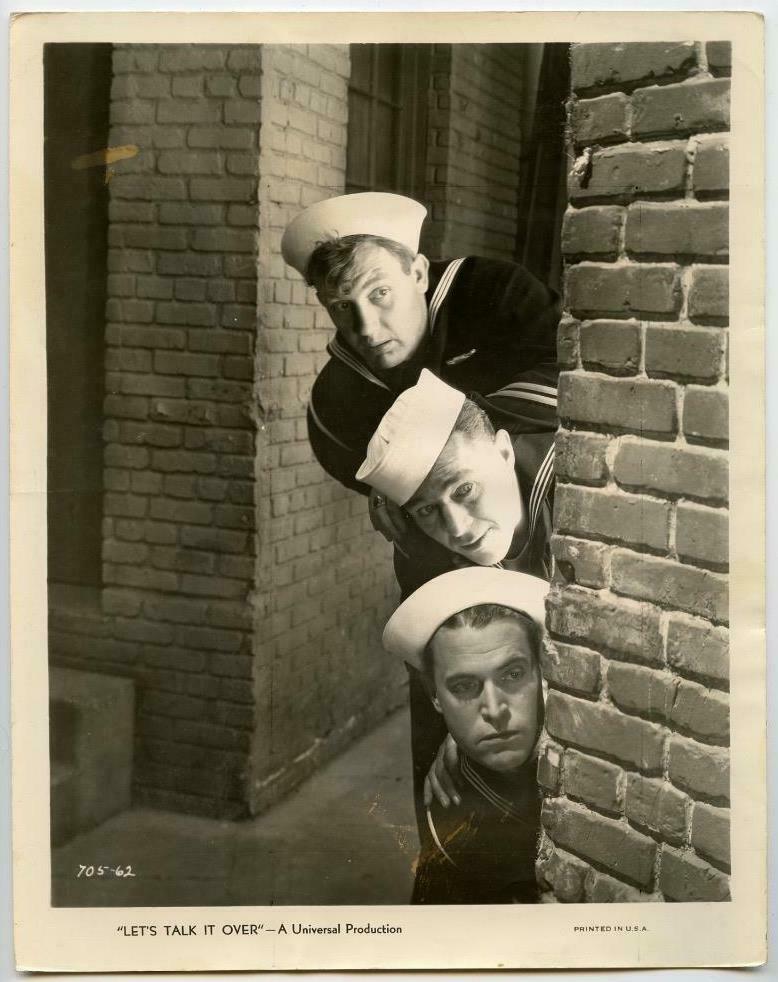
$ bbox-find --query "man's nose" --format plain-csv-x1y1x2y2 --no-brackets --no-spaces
480,681,509,725
352,301,381,340
441,502,471,539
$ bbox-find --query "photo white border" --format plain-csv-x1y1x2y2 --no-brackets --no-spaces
7,6,767,974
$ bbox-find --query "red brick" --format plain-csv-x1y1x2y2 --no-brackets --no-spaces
670,679,729,743
189,177,256,203
545,690,665,772
587,872,648,903
179,525,247,554
110,175,188,203
566,263,680,317
693,134,729,195
691,802,730,869
668,734,729,802
551,535,610,590
152,449,217,474
556,316,579,369
541,639,602,697
611,549,729,624
683,386,728,444
705,42,731,77
613,436,728,502
558,374,677,437
625,775,689,845
542,798,656,888
571,41,697,92
632,78,730,139
572,93,630,145
157,252,223,277
157,302,217,328
122,421,183,448
579,320,641,375
608,662,678,723
554,485,670,551
562,206,624,258
659,845,730,901
564,749,623,814
626,202,728,257
666,614,729,685
645,324,724,381
189,126,256,150
569,143,687,205
542,850,589,903
676,502,729,568
116,325,187,350
554,430,609,485
547,587,663,665
537,743,563,794
687,265,728,322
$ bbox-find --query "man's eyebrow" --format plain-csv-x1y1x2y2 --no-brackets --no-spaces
407,464,469,509
329,267,386,299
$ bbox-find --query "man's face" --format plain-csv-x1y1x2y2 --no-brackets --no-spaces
406,430,524,566
317,244,429,373
430,618,540,773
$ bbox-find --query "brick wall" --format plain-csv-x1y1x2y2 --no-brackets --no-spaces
250,44,405,812
49,43,407,819
50,43,262,818
538,41,731,902
423,44,525,260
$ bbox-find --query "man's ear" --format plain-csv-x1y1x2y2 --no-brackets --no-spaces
411,253,430,293
495,428,515,467
420,669,443,712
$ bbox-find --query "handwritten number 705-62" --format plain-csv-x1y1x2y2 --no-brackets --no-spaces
77,865,136,878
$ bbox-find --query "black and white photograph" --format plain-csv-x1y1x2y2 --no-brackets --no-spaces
9,9,766,973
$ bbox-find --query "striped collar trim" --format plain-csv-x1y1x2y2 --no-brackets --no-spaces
527,443,555,541
461,756,532,825
326,258,466,389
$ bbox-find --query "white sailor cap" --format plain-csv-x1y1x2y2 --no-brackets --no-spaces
281,192,427,278
383,567,548,672
355,369,465,505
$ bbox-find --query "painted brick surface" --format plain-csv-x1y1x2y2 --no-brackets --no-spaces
50,43,405,819
424,44,525,259
540,41,730,901
250,45,406,813
50,43,263,819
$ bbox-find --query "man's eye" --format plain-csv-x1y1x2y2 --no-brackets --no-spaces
450,679,479,698
504,667,526,682
370,286,390,301
332,301,351,314
415,503,435,519
453,482,474,500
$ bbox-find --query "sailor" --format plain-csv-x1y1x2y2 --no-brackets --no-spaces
357,369,555,899
383,566,548,904
281,191,559,543
356,368,555,595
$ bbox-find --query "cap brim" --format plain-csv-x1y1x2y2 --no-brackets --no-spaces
383,567,548,671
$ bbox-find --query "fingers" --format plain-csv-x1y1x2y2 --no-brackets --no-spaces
425,738,461,809
369,492,409,545
436,756,461,807
427,766,452,810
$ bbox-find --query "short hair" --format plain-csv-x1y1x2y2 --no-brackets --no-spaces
451,398,495,442
306,234,416,294
421,603,540,683
420,399,495,492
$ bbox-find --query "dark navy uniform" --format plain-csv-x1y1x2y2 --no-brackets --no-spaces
307,255,558,903
307,256,561,493
415,751,542,904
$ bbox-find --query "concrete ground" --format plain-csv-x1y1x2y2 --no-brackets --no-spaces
51,706,419,907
